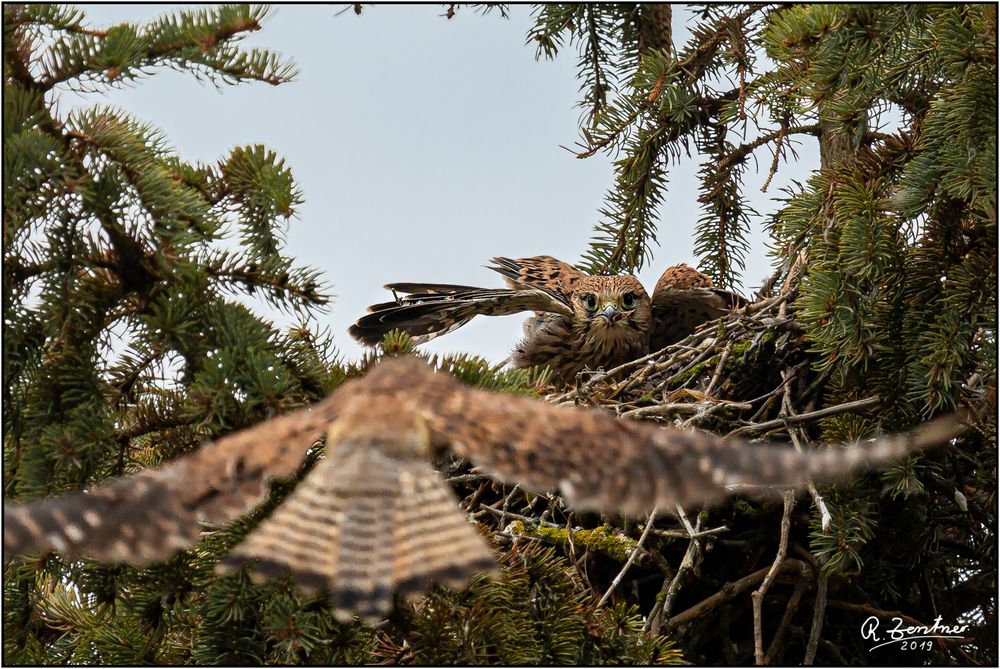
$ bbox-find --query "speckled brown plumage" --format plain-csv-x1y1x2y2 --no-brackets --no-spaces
649,264,748,351
350,256,745,383
3,358,959,622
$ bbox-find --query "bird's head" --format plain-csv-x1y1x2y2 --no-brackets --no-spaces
571,275,651,341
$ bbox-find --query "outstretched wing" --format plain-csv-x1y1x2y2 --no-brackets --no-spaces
1,357,959,623
2,390,345,565
650,264,748,350
350,284,572,346
487,255,587,296
389,359,956,516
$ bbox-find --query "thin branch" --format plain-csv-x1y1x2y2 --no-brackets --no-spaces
649,525,729,541
764,574,809,664
656,506,702,629
475,501,562,529
622,399,752,419
498,483,521,529
804,563,829,665
726,396,881,437
752,490,795,665
781,374,832,532
704,341,732,398
597,507,658,608
668,558,810,631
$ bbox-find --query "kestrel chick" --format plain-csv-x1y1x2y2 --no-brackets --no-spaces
350,256,745,383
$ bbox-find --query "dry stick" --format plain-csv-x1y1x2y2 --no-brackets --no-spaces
644,577,673,635
804,564,829,665
656,507,703,630
476,502,561,529
680,400,751,429
596,507,658,608
752,490,796,665
493,531,545,545
779,381,833,665
654,340,719,394
780,380,833,533
756,264,783,302
622,400,752,420
704,341,733,398
498,483,520,529
650,525,729,541
744,365,806,423
668,560,809,630
764,575,809,664
554,345,670,404
446,472,493,484
725,395,881,437
565,513,595,594
805,480,830,533
604,364,652,402
461,481,489,514
675,505,699,538
558,333,711,407
743,291,789,316
645,518,702,635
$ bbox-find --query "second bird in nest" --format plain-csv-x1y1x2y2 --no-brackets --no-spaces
350,256,747,385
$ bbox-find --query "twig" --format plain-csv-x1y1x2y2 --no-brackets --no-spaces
654,340,719,393
446,472,493,484
499,483,520,529
764,574,808,664
493,531,545,544
704,341,732,398
760,123,787,193
645,514,703,635
752,490,795,665
649,525,729,540
554,344,684,404
644,576,673,635
622,400,752,419
667,559,809,630
461,481,489,513
656,507,702,629
597,507,658,608
726,396,881,437
476,503,561,529
780,378,832,533
803,561,828,665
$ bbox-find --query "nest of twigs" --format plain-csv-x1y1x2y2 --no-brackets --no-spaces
438,253,984,664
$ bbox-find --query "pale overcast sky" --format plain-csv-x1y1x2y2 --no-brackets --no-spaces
60,4,819,365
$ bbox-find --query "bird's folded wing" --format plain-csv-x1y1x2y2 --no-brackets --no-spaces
650,286,748,349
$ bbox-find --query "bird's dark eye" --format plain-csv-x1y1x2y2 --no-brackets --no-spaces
622,292,636,309
582,294,598,311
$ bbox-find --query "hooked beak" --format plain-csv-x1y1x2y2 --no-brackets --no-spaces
598,304,623,324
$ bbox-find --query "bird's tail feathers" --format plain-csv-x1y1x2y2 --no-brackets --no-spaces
217,450,497,623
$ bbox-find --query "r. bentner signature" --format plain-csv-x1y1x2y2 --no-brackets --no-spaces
861,615,969,651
